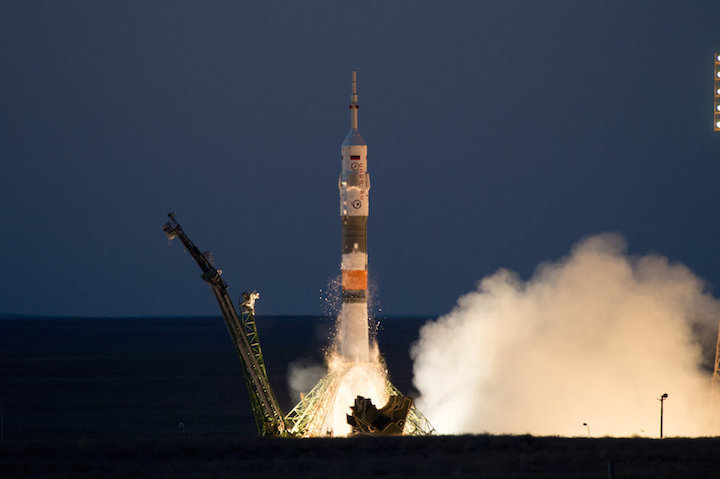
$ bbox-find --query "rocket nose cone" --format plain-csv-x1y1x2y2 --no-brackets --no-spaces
343,128,366,146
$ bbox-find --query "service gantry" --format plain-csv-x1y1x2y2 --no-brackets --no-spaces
163,213,435,437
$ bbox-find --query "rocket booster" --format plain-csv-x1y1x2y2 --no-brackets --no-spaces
338,71,370,361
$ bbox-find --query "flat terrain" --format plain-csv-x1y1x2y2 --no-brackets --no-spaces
0,316,425,439
3,317,720,477
4,434,720,478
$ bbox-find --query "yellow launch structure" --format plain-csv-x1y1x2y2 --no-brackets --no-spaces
164,213,436,436
164,72,436,437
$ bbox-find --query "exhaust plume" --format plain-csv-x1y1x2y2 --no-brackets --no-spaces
412,233,720,436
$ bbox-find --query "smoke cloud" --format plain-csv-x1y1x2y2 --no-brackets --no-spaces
412,233,720,437
287,359,326,403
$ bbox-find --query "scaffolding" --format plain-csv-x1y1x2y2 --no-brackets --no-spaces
163,214,286,436
163,213,435,437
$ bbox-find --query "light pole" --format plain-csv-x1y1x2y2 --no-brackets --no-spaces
582,422,590,438
658,393,668,438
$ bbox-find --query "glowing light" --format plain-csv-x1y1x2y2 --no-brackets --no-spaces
717,71,720,78
717,55,720,62
322,353,389,436
716,105,720,112
716,120,720,128
413,234,720,437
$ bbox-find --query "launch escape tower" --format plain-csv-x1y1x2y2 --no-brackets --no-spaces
163,73,435,437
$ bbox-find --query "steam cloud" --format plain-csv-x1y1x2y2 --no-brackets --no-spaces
287,359,326,403
412,234,720,437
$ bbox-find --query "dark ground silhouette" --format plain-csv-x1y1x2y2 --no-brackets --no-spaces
2,317,719,477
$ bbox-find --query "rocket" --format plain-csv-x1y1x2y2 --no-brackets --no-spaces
338,71,371,362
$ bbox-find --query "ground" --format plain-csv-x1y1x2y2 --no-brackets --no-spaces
3,434,720,478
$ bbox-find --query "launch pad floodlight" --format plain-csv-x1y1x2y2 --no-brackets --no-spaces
715,53,720,131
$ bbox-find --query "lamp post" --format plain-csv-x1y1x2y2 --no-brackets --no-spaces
658,393,668,438
582,422,590,438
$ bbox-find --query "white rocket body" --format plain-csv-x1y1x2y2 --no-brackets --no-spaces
337,71,371,362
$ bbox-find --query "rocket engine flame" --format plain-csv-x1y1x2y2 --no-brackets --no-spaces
322,347,388,436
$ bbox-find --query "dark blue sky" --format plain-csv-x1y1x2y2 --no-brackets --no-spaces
1,1,719,317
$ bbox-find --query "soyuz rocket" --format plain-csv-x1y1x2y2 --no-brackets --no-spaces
338,71,371,362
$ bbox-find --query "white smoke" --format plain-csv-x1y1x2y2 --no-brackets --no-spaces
411,233,720,437
286,280,388,436
287,359,326,403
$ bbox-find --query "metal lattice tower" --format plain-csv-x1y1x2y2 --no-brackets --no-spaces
385,381,436,436
284,367,348,437
284,360,436,437
163,214,286,436
165,213,435,437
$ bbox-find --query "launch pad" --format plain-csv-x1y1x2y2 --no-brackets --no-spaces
162,213,434,437
163,71,433,437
